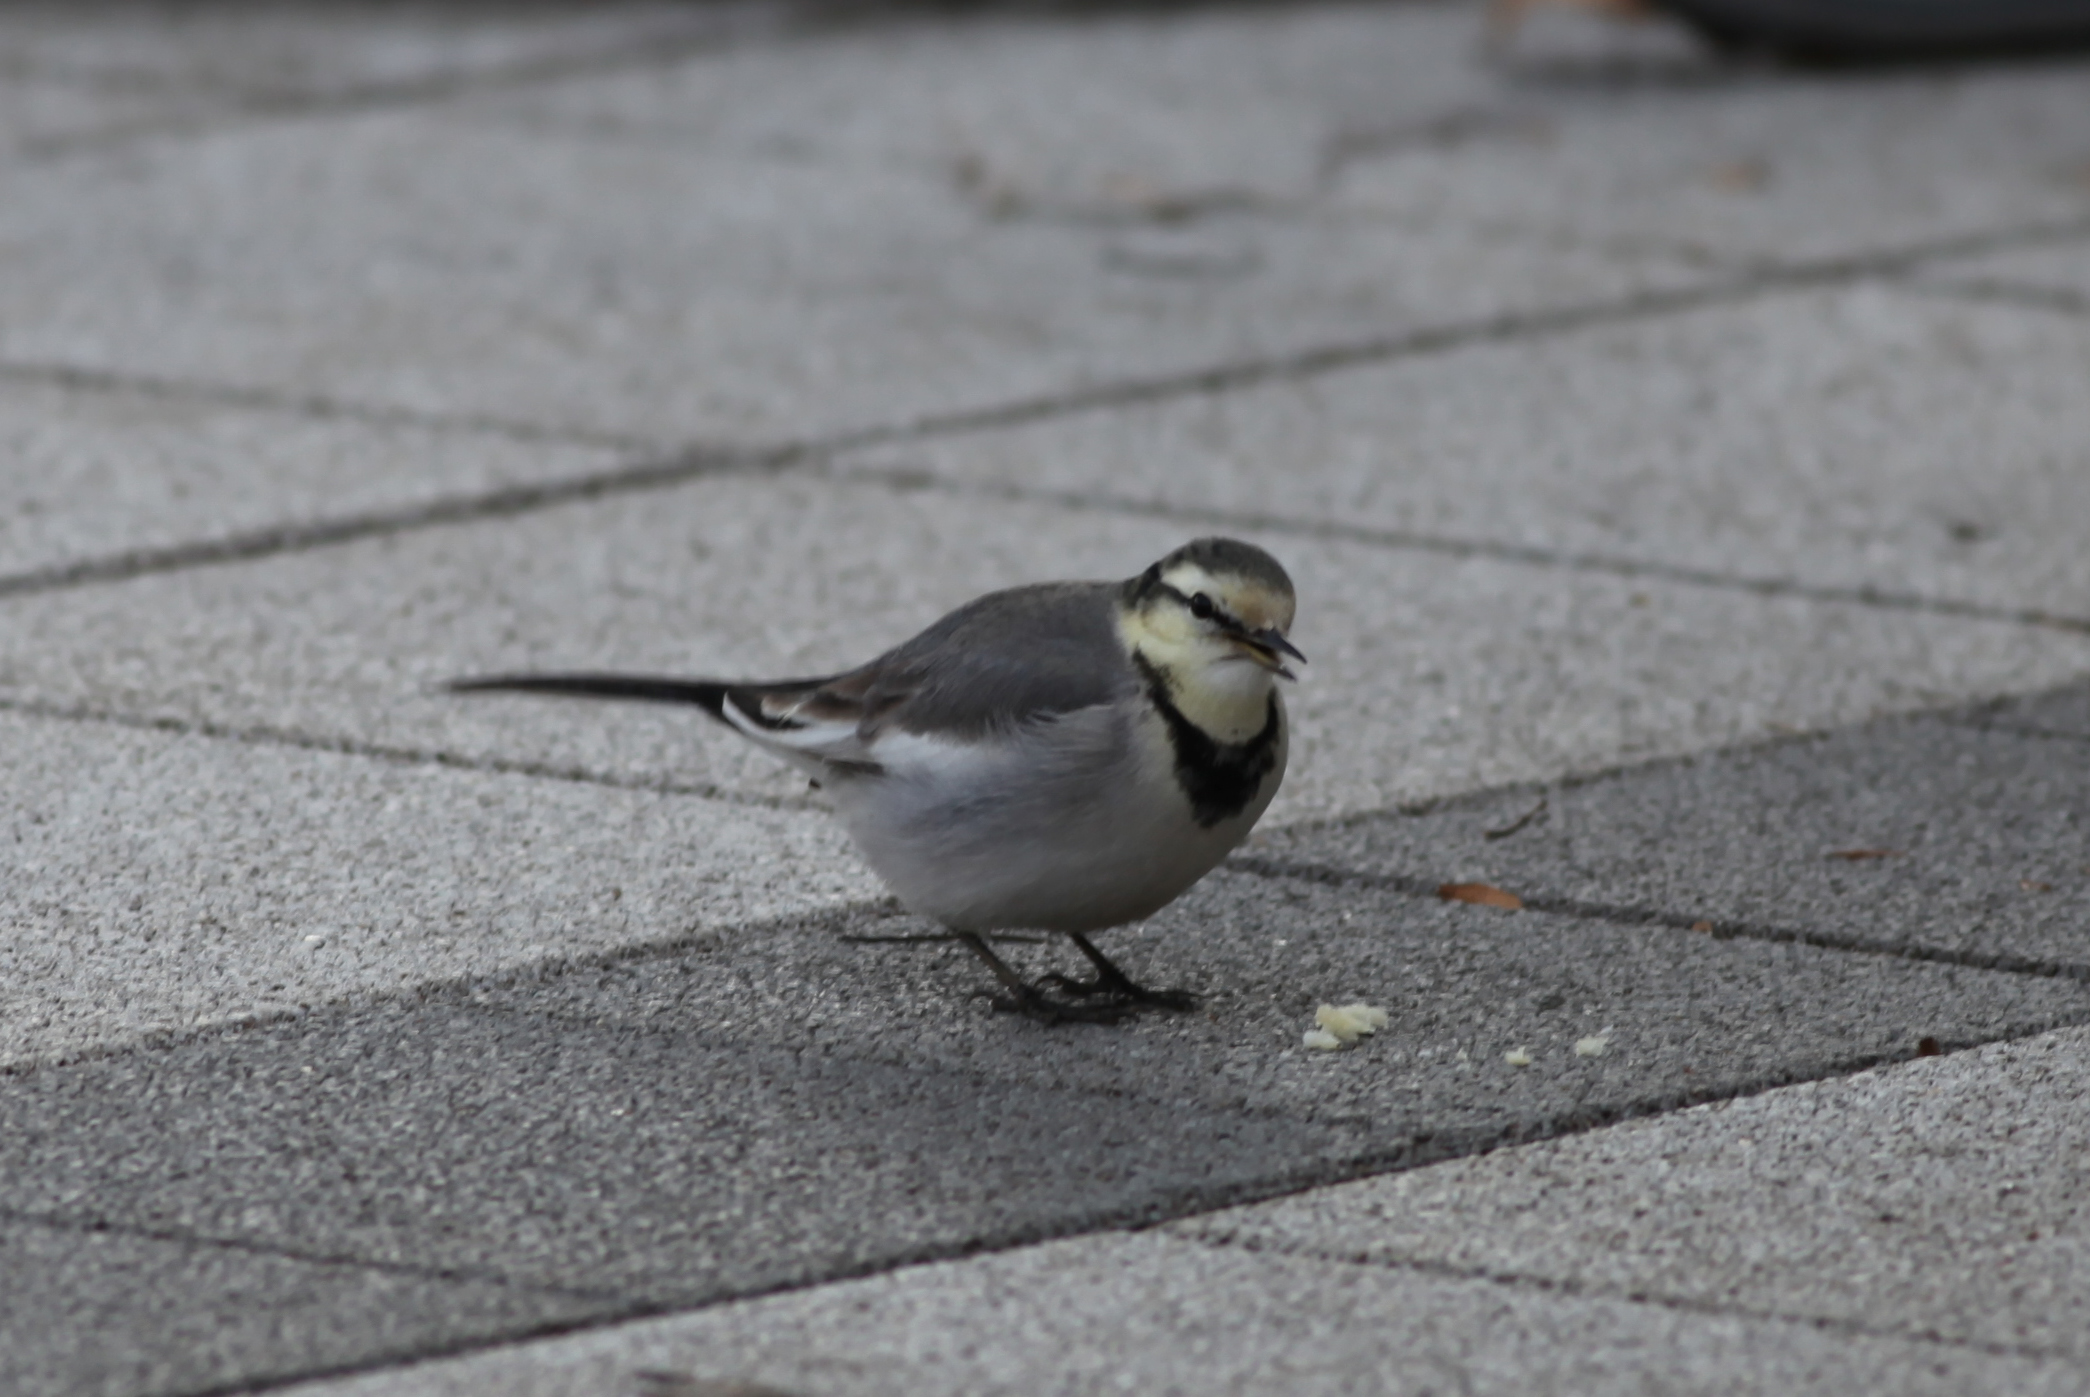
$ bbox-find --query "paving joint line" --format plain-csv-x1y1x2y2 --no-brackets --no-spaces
0,211,2081,606
162,1031,2089,1397
1954,718,2090,746
1261,683,2090,849
836,465,2090,637
1227,853,2090,985
4,211,2086,607
0,901,900,1083
0,445,793,601
0,1203,625,1306
0,695,817,813
13,847,2084,1386
1898,274,2090,320
1179,1228,2082,1368
0,357,663,453
9,1,853,164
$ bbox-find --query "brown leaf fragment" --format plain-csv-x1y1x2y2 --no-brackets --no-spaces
1827,848,1902,861
1707,158,1770,193
1689,920,1715,933
1438,882,1524,910
1916,1037,1942,1057
2021,880,2056,893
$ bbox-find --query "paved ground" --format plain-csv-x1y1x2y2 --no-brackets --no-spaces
2,3,2087,1394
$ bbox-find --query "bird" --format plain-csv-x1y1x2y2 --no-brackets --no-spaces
451,536,1303,1024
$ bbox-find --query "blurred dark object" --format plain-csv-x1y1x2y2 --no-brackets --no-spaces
1489,0,2090,59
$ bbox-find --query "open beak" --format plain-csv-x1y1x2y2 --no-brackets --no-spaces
1232,626,1307,680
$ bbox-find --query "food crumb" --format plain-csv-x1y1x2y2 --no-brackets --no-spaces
1303,1028,1343,1051
1315,1002,1391,1043
1574,1032,1612,1058
1505,1047,1533,1067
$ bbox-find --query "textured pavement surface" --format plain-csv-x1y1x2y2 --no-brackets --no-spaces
2,3,2088,1395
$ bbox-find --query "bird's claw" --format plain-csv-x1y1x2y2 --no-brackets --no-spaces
1037,970,1200,1011
986,987,1140,1025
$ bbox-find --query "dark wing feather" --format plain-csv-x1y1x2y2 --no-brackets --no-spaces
834,581,1134,738
447,581,1134,753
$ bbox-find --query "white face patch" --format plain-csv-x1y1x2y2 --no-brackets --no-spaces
1120,574,1293,746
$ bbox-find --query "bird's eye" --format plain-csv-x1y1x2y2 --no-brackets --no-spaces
1189,592,1215,620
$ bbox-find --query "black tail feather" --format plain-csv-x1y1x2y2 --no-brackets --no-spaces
449,673,732,719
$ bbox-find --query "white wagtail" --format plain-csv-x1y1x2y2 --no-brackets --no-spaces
453,537,1303,1022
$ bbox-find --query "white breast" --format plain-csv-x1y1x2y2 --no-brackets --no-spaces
827,699,1285,934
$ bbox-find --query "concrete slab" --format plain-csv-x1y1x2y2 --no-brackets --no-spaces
456,2,1502,210
0,1214,611,1397
0,12,1711,445
1331,55,2090,267
5,858,2080,1391
0,707,874,1070
1174,1025,2090,1363
1259,708,2090,973
475,3,2090,271
0,71,207,160
0,998,1346,1303
0,377,624,583
1969,677,2090,741
0,2,763,108
273,1232,2088,1397
5,474,2088,825
836,284,2090,619
455,862,2090,1138
1909,235,2090,309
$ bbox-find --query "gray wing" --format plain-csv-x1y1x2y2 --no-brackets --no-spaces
449,581,1137,774
828,581,1137,739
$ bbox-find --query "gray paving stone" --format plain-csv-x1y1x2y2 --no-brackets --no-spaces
276,1232,2090,1397
0,707,874,1070
456,863,2090,1135
0,2,757,107
0,378,622,580
1971,677,2090,741
1330,56,2090,267
0,1213,611,1397
1910,235,2090,307
6,854,2081,1391
474,4,2090,270
1174,1025,2090,1363
0,70,208,159
6,473,2088,828
457,2,1502,207
1261,705,2090,973
0,10,1709,446
836,285,2090,619
0,999,1347,1304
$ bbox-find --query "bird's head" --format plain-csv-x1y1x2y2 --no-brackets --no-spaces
1120,537,1303,737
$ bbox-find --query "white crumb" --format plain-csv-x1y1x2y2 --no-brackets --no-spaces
1315,1003,1390,1044
1504,1047,1532,1067
1574,1032,1612,1058
1303,1028,1344,1051
1344,1003,1390,1031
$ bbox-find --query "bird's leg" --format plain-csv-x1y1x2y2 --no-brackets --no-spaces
954,932,1136,1025
1038,932,1200,1011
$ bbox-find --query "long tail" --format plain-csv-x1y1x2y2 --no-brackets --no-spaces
449,672,733,719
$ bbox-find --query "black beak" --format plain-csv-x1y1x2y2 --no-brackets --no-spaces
1254,627,1307,664
1231,625,1306,679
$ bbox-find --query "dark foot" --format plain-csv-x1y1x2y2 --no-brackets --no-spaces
954,930,1199,1025
1044,930,1201,1011
1036,970,1199,1011
983,985,1139,1025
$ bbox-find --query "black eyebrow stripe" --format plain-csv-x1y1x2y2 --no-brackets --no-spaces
1157,580,1253,634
